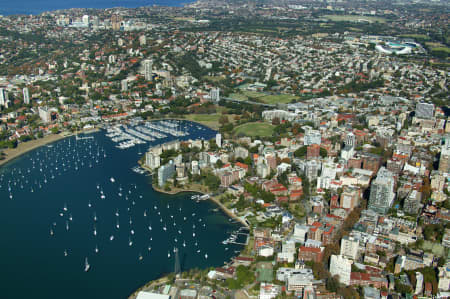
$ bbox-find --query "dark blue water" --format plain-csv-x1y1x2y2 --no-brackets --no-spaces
0,0,193,16
0,120,243,299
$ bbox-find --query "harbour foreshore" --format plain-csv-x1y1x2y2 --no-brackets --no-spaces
0,133,67,167
151,181,249,229
0,128,100,167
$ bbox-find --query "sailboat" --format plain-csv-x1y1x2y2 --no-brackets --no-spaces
139,253,143,261
64,250,68,257
95,245,99,253
128,237,133,247
84,257,90,272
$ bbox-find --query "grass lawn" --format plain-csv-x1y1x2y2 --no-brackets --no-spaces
229,93,249,101
260,94,297,104
432,47,450,53
426,42,446,47
230,91,297,105
185,114,221,129
422,240,445,257
203,75,225,82
233,122,275,137
324,14,386,23
400,34,430,40
242,91,266,98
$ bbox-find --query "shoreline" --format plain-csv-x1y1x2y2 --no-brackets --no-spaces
0,128,100,168
0,133,68,167
151,183,249,229
129,182,250,299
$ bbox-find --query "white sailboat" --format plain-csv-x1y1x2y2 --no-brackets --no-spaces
84,257,90,272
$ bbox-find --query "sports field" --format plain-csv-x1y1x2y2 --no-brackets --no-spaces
324,14,386,23
233,122,275,137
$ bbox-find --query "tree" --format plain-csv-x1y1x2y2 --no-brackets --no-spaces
216,160,224,168
272,117,280,125
219,115,229,126
204,172,220,191
294,146,307,158
320,148,328,158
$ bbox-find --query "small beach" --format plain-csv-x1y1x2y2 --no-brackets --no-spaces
0,133,68,167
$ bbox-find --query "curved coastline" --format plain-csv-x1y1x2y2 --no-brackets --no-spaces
0,128,100,168
0,133,69,168
151,183,249,229
0,117,215,169
128,183,250,299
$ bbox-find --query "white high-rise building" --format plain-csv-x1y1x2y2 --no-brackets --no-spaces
340,236,359,260
345,132,356,149
368,167,395,214
0,88,8,107
82,15,90,26
145,152,160,169
304,130,321,146
216,133,222,148
23,87,30,105
38,106,52,123
415,272,424,295
416,102,435,119
143,59,153,80
293,224,309,244
108,55,116,64
210,88,220,102
438,264,450,291
329,255,352,285
139,35,146,46
121,79,128,92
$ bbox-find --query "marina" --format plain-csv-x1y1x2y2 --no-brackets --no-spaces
0,120,244,299
105,119,194,150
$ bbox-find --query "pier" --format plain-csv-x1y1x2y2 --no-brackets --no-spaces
75,135,95,140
